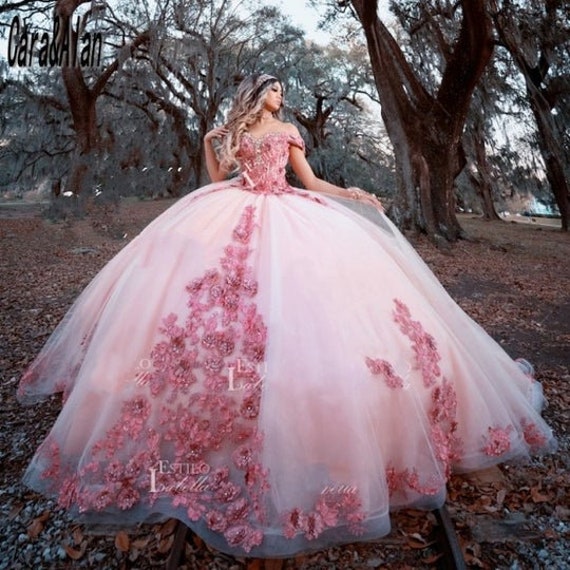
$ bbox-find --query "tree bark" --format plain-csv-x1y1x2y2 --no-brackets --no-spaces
349,0,494,244
292,96,332,150
144,89,194,196
467,115,501,220
493,0,570,230
54,0,149,196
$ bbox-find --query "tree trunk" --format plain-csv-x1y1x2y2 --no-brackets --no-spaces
493,1,570,231
145,89,195,196
350,0,494,244
293,96,332,150
55,0,149,198
467,116,501,220
527,83,569,230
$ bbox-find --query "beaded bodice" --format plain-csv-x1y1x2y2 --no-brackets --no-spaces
235,132,305,194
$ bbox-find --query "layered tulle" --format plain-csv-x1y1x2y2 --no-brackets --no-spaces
18,133,556,557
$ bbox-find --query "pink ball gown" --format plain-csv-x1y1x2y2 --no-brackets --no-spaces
18,131,555,557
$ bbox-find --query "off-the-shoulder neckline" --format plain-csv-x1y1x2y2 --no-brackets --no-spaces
242,131,300,143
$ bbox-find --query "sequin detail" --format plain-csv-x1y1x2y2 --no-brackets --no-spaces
235,132,326,205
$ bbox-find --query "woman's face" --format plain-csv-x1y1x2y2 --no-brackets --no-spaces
263,82,283,113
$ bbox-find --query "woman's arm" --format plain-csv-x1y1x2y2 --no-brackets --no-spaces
204,126,230,182
287,126,382,210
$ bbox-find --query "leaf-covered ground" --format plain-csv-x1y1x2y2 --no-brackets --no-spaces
0,199,568,569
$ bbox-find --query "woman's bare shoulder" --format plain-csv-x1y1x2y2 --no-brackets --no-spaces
281,122,300,136
246,119,297,138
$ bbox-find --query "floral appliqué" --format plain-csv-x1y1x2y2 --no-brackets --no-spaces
365,357,404,389
33,206,268,553
236,132,327,205
283,487,366,540
366,299,462,494
33,204,364,553
482,425,513,456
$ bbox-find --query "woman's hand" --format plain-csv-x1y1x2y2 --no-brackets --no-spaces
204,126,229,182
347,187,384,211
204,126,228,143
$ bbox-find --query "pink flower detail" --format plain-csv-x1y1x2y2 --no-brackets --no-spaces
38,439,61,481
316,496,339,527
92,489,114,511
392,299,441,387
521,419,547,448
226,497,250,523
105,461,125,483
283,508,306,539
27,205,274,555
120,397,151,438
385,466,442,496
281,485,366,541
428,378,463,475
215,481,242,503
57,475,80,509
232,445,254,469
232,205,256,243
236,133,319,202
117,486,140,510
482,425,513,456
187,501,206,521
305,512,325,540
430,379,457,424
240,396,260,419
224,524,263,552
206,510,228,532
365,357,404,388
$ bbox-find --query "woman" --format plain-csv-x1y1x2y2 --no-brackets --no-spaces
18,74,555,560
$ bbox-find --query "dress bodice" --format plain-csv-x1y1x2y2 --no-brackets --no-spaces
235,131,305,194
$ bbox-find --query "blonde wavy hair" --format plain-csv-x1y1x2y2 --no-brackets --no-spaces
219,74,284,173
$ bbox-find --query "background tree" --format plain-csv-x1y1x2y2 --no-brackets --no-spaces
2,0,394,210
492,0,570,230
338,0,495,244
285,39,394,190
52,0,151,202
139,0,304,186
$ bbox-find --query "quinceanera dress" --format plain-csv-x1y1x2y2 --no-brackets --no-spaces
18,131,556,557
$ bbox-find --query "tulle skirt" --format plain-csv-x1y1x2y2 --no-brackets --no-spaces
18,182,556,556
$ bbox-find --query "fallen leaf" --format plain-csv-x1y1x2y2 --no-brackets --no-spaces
544,528,559,539
157,534,174,554
72,527,83,545
27,511,50,539
405,536,434,549
132,537,151,549
63,543,85,560
192,532,204,548
159,518,178,538
115,530,130,552
530,486,551,503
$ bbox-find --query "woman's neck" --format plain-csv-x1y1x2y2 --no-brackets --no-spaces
259,110,274,122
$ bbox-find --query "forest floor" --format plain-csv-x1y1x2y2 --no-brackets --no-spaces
0,198,568,570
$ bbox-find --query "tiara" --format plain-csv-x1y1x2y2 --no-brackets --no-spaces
254,74,278,89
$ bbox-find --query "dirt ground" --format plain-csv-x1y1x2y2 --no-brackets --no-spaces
0,198,568,569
